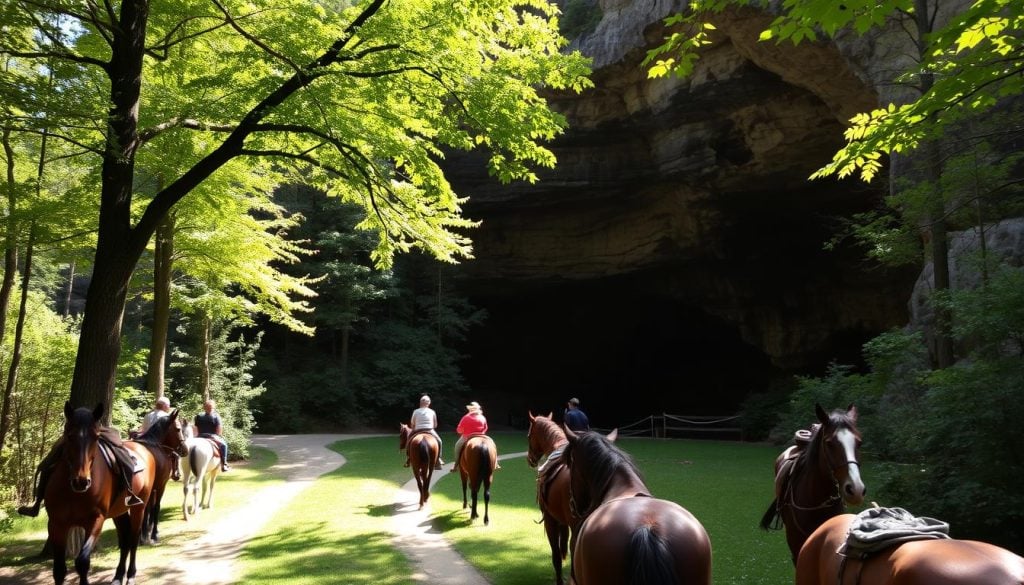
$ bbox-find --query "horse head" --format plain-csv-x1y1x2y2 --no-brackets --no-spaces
399,423,410,450
526,411,556,467
164,410,189,457
563,427,621,519
62,401,104,493
814,403,866,505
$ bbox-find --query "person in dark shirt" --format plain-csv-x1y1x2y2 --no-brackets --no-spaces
564,397,590,431
195,399,230,472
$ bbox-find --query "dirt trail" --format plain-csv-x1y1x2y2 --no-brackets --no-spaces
0,435,518,584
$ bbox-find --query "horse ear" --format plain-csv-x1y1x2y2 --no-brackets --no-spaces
528,411,535,422
846,404,858,421
815,403,828,424
607,428,618,442
564,425,579,443
64,401,73,419
547,412,553,419
93,403,105,422
169,409,179,420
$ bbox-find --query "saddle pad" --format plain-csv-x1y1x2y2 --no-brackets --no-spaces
536,447,563,474
841,506,950,557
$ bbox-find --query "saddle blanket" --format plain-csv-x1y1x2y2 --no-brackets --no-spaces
840,506,950,557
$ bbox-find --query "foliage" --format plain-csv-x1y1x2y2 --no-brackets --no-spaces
645,0,1024,182
560,0,604,39
0,290,78,506
169,321,266,459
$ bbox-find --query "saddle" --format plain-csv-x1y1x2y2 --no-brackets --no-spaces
837,506,951,584
99,439,145,475
536,447,565,508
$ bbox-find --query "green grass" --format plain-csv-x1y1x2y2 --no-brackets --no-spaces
431,433,794,585
4,434,811,584
235,436,415,585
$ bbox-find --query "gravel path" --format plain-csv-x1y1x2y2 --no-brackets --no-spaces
0,434,518,584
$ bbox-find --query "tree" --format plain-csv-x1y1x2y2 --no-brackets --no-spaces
1,1,592,414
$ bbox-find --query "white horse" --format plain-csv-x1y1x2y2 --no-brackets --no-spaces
180,422,221,520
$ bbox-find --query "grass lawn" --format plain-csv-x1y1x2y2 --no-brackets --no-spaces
4,433,815,584
431,432,795,585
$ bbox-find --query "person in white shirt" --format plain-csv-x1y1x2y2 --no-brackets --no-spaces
141,396,180,480
407,395,444,469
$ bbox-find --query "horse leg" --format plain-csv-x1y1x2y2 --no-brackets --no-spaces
544,516,565,585
149,493,161,543
75,517,104,585
48,522,68,585
206,468,219,510
470,478,480,521
111,513,133,585
461,474,469,510
482,476,491,525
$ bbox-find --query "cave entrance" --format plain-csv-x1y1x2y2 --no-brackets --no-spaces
462,279,778,430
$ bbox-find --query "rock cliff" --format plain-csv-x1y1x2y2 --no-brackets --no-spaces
447,1,920,423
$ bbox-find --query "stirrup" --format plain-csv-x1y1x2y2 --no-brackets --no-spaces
126,494,144,507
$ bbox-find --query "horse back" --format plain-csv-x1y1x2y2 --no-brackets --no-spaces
796,514,1024,585
575,497,711,585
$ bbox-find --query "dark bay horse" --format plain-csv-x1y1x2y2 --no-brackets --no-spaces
797,513,1024,584
399,423,440,509
563,428,712,585
761,403,865,564
527,412,575,585
455,433,497,525
45,402,156,585
136,410,188,544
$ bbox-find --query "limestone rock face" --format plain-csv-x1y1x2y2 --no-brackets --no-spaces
448,1,922,418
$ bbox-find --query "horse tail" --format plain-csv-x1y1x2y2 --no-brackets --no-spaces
416,439,430,469
760,498,781,531
479,441,493,480
626,524,677,585
189,446,201,482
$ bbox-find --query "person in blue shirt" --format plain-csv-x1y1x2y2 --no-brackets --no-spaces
564,397,590,431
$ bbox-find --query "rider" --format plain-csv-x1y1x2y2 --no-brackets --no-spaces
195,399,230,472
18,406,144,517
407,395,444,469
140,396,181,480
451,401,496,472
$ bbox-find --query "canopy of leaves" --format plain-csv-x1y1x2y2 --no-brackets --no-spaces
645,0,1024,182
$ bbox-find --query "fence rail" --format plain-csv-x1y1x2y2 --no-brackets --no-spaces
594,413,743,440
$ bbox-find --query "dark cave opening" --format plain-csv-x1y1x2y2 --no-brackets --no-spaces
460,278,780,430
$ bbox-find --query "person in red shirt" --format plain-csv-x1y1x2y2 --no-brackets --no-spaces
451,401,488,472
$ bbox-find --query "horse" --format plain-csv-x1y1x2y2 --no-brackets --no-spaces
135,410,188,544
179,421,222,521
399,423,440,509
527,411,575,585
44,402,156,585
796,513,1024,584
455,433,497,525
563,427,712,585
760,403,866,564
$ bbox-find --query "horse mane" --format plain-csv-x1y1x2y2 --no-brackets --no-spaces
533,415,567,449
571,431,644,506
803,408,858,467
137,414,173,445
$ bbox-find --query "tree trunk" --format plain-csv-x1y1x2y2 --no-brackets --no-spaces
200,312,211,402
914,0,954,368
63,261,76,317
67,0,152,416
146,210,174,398
0,224,36,453
0,125,18,350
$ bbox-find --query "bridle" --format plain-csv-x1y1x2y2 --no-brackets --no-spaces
780,424,860,535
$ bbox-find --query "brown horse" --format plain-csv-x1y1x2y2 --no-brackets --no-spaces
563,427,712,585
45,402,156,585
399,423,440,509
796,513,1024,584
136,410,188,544
455,433,497,525
761,403,865,564
527,412,575,585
